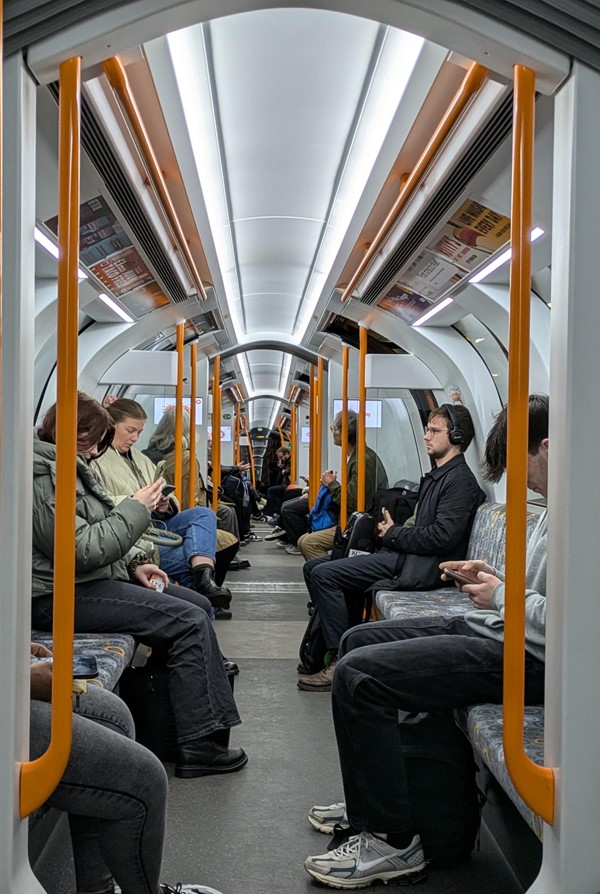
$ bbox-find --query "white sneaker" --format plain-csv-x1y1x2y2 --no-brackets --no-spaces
285,544,302,555
304,831,425,889
308,801,349,833
264,527,284,540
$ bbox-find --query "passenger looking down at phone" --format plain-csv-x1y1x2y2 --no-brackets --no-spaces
274,410,388,557
298,404,485,691
303,395,549,887
92,399,234,619
29,643,226,894
31,394,248,778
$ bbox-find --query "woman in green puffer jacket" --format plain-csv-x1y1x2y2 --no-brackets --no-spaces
31,392,247,779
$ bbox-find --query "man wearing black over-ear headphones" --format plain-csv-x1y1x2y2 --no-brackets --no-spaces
299,403,485,692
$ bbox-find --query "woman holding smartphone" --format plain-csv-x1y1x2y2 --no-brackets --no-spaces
92,399,235,617
31,393,247,778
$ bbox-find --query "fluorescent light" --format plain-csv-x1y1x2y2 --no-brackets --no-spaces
36,227,89,281
469,227,545,284
474,337,485,344
34,227,59,259
98,293,134,323
412,296,454,327
267,400,282,432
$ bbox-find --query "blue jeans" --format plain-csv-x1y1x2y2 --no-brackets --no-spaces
158,507,218,587
31,687,166,894
31,579,240,743
332,616,545,834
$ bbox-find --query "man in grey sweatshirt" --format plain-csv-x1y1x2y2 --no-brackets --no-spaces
303,395,549,889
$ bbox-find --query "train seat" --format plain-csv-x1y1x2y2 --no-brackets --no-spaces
30,631,136,691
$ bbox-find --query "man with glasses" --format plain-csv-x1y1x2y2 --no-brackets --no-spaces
275,410,387,557
298,404,485,691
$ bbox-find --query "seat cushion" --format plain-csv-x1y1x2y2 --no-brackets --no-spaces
31,631,135,692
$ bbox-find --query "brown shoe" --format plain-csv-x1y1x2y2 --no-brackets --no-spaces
297,657,338,691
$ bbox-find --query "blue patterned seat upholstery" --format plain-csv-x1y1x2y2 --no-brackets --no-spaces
373,501,545,839
31,631,135,691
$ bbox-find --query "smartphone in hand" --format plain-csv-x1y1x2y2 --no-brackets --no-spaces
442,567,479,585
161,484,176,496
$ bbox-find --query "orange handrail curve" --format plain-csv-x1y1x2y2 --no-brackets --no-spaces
277,420,286,448
102,57,207,300
340,345,350,529
503,64,554,826
212,355,221,511
188,343,198,509
356,325,367,512
20,57,81,819
174,323,184,505
290,403,297,484
341,62,488,302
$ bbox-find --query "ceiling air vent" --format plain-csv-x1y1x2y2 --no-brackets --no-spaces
190,310,222,333
359,91,514,307
48,83,189,305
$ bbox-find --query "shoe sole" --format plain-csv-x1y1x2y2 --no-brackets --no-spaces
174,753,248,778
297,680,332,692
304,864,426,888
308,815,350,834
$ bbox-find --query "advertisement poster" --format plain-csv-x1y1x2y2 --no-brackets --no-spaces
45,195,170,315
378,197,511,323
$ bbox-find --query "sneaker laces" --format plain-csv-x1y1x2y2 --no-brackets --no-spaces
332,833,362,858
161,885,183,894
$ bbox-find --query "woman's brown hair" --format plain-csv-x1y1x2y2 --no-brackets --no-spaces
39,392,114,456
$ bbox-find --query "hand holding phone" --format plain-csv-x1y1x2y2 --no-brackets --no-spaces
161,484,176,497
441,567,480,586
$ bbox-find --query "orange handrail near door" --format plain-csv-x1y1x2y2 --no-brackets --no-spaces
308,365,317,506
211,355,221,512
174,323,184,505
188,343,198,509
290,403,297,484
356,324,368,512
341,62,488,302
315,357,324,487
234,403,241,465
241,414,256,487
20,57,81,819
277,420,286,447
340,345,350,529
102,57,206,301
503,64,554,826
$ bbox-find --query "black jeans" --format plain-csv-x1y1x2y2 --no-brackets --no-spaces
304,550,402,651
31,579,241,743
332,616,545,834
280,494,310,545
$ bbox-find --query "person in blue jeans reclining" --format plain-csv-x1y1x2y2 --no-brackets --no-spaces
303,394,549,888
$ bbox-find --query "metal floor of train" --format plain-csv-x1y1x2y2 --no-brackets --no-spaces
36,527,525,894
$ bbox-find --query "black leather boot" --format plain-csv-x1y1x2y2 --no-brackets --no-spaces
175,737,248,778
192,564,232,609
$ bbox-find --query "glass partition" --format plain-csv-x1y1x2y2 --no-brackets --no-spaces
362,394,423,492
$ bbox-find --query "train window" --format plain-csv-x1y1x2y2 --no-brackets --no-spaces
453,315,508,401
363,395,423,489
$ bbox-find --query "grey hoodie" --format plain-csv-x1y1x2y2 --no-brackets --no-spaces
464,510,547,662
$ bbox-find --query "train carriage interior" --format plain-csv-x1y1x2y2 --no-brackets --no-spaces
3,1,600,893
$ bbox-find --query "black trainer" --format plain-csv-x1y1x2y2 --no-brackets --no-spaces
175,739,248,778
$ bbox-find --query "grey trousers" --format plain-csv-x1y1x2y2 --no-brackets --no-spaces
31,687,166,894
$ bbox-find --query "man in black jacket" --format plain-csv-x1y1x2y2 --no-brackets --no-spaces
298,404,485,691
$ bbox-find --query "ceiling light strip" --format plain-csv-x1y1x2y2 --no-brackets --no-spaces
98,292,134,323
102,56,207,300
341,62,488,303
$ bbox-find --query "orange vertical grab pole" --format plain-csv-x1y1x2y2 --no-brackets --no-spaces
188,343,198,509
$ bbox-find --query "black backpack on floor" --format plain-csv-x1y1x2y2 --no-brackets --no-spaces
399,711,483,868
299,597,371,675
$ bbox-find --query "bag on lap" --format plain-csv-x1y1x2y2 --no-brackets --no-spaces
308,484,338,532
367,486,418,527
399,711,483,868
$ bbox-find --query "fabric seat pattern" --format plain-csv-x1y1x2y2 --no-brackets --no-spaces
31,631,135,691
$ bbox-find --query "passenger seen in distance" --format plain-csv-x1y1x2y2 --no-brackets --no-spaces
277,410,388,558
31,393,247,778
298,404,485,691
93,399,234,619
303,395,549,888
29,643,224,894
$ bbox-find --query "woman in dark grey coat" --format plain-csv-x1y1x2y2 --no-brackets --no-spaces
31,393,247,779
